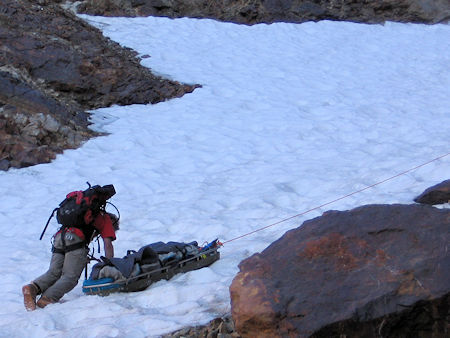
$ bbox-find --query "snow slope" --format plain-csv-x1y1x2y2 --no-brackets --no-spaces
0,16,449,337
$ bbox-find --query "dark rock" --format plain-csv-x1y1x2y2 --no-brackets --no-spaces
74,0,450,25
0,71,92,170
162,314,241,338
0,0,199,170
0,71,89,128
0,159,9,171
414,180,450,205
1,0,197,109
312,294,449,338
230,204,450,337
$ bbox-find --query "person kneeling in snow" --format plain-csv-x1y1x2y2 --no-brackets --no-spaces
22,185,119,311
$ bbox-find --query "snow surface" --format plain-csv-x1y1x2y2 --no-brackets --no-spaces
1,16,449,338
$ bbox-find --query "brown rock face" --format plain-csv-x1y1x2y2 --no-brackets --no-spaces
75,0,450,24
414,180,450,205
0,0,198,170
230,204,450,337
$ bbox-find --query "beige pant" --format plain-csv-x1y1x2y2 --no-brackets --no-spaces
33,232,88,301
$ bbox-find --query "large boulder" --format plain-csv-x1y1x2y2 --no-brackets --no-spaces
0,0,198,170
230,204,450,337
74,0,450,24
414,180,450,205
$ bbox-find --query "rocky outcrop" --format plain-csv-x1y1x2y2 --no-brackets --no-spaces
0,71,91,170
230,203,449,337
414,180,450,205
74,0,450,24
0,0,198,170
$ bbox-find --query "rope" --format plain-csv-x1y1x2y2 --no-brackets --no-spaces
222,151,450,245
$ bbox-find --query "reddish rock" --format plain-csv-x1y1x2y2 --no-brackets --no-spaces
230,204,450,337
414,180,450,205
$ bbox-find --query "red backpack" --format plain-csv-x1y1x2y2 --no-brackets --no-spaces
40,183,117,241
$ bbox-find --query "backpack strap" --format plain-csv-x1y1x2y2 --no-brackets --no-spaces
40,208,58,240
61,226,67,251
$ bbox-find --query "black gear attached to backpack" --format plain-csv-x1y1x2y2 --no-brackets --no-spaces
40,182,117,244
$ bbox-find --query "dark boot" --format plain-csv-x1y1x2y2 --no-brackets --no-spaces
36,295,56,308
22,284,39,311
